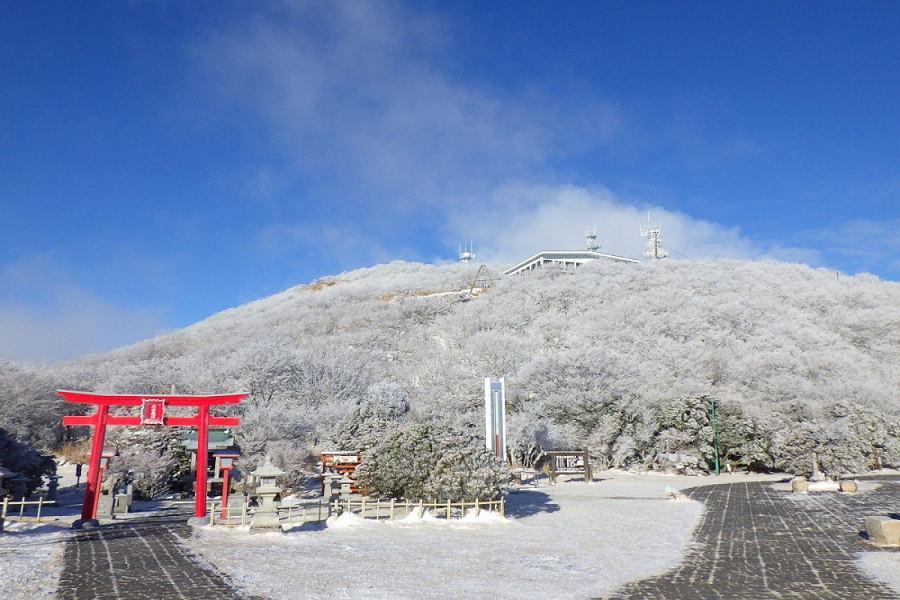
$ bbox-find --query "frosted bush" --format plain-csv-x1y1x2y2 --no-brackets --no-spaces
357,423,510,500
109,449,178,500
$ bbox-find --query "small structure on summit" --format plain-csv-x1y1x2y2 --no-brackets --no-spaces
503,230,639,276
640,212,668,260
459,241,475,264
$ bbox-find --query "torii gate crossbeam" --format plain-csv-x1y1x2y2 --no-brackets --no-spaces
59,390,246,529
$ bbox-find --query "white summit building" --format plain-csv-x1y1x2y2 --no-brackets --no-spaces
503,229,639,276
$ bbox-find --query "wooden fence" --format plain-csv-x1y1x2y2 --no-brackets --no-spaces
332,497,505,520
208,496,504,528
1,497,50,523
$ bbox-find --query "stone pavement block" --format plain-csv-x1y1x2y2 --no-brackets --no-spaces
611,475,900,599
56,508,261,600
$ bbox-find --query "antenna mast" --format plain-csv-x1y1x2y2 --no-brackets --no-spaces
640,212,668,260
585,227,600,251
459,241,475,264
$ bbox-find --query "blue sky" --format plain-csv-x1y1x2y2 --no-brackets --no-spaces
2,1,899,361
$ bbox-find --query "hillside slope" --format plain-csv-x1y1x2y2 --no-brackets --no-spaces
3,259,900,475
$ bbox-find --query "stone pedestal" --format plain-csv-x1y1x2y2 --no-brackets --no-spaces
96,482,116,518
839,479,858,493
187,516,210,527
791,476,809,493
865,516,900,546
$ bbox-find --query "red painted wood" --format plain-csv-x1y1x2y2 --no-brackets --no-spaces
195,405,210,519
107,416,142,426
63,415,239,427
221,468,231,519
82,405,109,521
91,467,105,519
57,390,247,407
163,416,201,427
60,389,245,523
62,415,97,426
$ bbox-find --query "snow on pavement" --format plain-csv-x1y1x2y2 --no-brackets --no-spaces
0,522,69,599
857,552,900,594
185,473,735,600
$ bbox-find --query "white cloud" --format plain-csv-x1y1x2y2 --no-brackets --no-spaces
192,1,621,203
191,3,882,279
0,255,168,363
446,184,823,266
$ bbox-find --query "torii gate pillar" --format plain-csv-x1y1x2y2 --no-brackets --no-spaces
60,390,246,529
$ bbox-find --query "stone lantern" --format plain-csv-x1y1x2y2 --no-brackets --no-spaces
250,456,284,530
46,474,60,504
338,474,353,502
9,473,28,501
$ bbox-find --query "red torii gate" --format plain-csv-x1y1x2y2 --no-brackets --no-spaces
59,390,246,528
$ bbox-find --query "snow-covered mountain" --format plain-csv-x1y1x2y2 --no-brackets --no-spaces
3,259,900,474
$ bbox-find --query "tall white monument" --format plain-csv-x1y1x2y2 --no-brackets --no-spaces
484,378,507,461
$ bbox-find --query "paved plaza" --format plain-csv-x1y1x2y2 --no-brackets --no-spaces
56,508,256,600
612,475,900,599
53,477,900,599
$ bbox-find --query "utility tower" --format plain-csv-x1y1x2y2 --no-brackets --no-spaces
459,241,475,264
640,213,668,260
585,228,600,251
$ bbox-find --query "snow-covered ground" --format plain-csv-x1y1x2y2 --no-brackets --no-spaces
857,552,900,594
0,461,80,599
187,472,781,599
0,521,69,600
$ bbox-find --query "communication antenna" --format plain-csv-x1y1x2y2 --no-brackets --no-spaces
640,211,668,260
459,241,475,264
585,227,600,251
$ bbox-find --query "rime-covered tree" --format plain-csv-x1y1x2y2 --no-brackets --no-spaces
357,423,510,500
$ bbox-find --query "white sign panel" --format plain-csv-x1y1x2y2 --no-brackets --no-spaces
484,377,507,461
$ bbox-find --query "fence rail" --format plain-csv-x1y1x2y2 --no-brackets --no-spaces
207,496,504,528
1,496,49,523
332,497,505,520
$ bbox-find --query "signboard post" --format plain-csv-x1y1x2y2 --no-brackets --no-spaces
484,378,507,462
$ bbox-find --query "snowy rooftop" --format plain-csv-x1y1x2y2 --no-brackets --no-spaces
504,250,639,276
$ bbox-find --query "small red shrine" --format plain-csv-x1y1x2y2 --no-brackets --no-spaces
59,390,246,528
